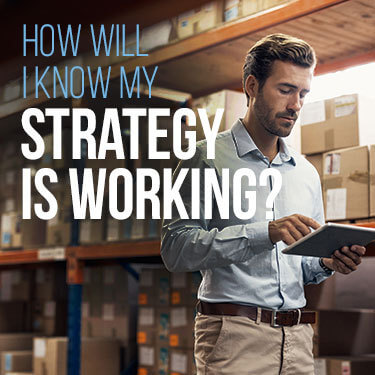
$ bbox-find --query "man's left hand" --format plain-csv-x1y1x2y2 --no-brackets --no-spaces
322,245,366,274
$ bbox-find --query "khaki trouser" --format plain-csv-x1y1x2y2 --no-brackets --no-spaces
194,312,314,375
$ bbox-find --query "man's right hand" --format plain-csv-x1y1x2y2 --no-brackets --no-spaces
268,214,321,245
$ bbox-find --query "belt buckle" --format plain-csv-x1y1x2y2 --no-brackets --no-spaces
271,310,280,328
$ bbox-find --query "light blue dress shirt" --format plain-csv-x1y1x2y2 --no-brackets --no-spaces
161,120,332,310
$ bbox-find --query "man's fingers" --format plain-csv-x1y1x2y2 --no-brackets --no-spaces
350,245,366,257
297,215,320,230
340,246,362,265
293,219,311,237
334,250,357,272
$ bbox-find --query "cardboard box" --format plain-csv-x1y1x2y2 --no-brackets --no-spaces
314,357,375,375
224,0,289,22
32,301,67,336
137,307,169,346
192,89,247,141
35,267,67,301
1,212,22,249
79,220,105,244
140,20,174,52
301,94,375,155
306,153,324,179
176,1,223,40
370,145,375,217
312,310,375,357
0,351,32,375
0,334,34,371
170,272,201,306
138,344,169,375
306,257,375,310
138,268,170,307
322,146,369,220
0,270,32,302
169,307,195,349
46,208,71,246
33,337,120,375
169,348,196,375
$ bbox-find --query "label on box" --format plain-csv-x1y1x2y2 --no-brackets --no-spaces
326,188,347,220
334,95,356,118
171,307,187,327
140,270,153,287
82,302,90,318
103,303,115,321
171,352,188,373
172,291,181,305
4,199,15,212
139,346,154,366
137,331,147,344
1,214,12,233
224,6,239,22
5,353,12,371
103,267,115,285
172,273,187,288
341,361,350,375
34,338,47,358
300,100,326,125
139,307,154,326
170,334,179,347
138,293,148,305
38,247,66,260
324,154,340,175
313,359,327,375
44,301,56,317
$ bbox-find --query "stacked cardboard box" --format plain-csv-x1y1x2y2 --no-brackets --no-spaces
0,334,34,373
81,265,138,370
32,268,67,336
314,356,375,375
312,310,375,358
192,89,247,141
175,1,223,40
370,145,375,217
224,0,289,23
0,351,32,375
301,94,375,221
33,337,120,375
137,268,200,375
137,268,170,375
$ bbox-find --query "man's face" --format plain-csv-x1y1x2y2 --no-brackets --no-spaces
253,60,313,137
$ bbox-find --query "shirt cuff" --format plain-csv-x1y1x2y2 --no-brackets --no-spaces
245,221,275,252
312,256,334,276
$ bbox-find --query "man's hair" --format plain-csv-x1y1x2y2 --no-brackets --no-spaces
242,33,316,105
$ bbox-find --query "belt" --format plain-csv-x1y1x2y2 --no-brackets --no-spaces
196,301,315,327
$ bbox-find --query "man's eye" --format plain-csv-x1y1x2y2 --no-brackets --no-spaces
279,89,290,94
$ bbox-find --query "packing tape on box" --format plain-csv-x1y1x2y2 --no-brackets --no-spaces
324,129,334,150
348,171,369,184
323,177,343,190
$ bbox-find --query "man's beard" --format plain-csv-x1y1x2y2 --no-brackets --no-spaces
254,90,297,138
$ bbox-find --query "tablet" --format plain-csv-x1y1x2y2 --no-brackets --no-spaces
281,223,375,258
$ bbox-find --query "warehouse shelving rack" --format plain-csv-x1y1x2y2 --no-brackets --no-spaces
0,0,374,374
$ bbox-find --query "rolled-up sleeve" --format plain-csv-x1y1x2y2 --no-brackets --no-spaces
161,147,274,273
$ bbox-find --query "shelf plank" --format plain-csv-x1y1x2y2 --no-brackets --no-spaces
72,240,161,260
0,248,66,265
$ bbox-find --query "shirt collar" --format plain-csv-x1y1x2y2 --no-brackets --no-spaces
231,119,296,166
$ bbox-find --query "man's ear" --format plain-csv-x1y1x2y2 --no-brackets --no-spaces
245,75,259,99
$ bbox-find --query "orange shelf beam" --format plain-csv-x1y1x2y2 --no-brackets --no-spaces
0,248,66,265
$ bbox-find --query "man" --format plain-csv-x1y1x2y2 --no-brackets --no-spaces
161,34,366,375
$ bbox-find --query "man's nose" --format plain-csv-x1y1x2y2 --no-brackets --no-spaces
287,93,302,113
